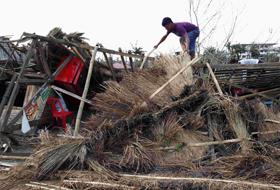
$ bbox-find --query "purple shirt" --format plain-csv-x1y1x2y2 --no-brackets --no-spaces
172,22,199,37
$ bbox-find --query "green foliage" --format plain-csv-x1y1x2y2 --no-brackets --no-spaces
130,42,145,56
226,42,246,60
202,47,229,64
250,45,260,58
263,53,279,62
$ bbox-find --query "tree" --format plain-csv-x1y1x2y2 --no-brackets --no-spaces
130,42,145,56
202,47,229,64
226,42,246,61
250,45,260,58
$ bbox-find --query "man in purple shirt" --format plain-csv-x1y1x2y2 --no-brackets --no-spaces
154,17,200,59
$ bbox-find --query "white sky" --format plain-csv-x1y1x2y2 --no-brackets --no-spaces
1,0,280,54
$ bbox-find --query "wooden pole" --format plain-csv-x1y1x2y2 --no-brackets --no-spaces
0,74,17,125
121,174,280,189
27,182,71,190
51,85,94,106
240,87,280,99
0,155,28,160
140,48,156,69
37,44,52,77
128,51,134,72
64,180,135,189
119,48,128,73
206,62,223,96
103,52,116,81
74,45,99,136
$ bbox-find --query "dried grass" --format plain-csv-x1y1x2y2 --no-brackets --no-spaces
253,101,280,141
220,98,251,153
120,141,155,173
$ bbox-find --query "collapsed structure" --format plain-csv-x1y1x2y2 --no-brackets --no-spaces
1,29,280,189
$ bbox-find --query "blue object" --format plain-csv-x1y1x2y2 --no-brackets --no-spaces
187,29,200,54
264,100,273,108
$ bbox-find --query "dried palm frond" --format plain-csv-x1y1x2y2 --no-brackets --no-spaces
35,139,87,180
152,113,184,144
208,153,280,184
253,101,280,141
120,141,155,173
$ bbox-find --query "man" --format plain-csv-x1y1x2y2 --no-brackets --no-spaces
154,17,200,59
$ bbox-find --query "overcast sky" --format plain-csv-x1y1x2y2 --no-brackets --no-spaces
1,0,280,54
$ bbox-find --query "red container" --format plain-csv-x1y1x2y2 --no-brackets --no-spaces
55,56,85,95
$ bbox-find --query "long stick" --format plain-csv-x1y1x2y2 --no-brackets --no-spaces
206,62,223,96
240,87,280,99
0,155,28,160
64,180,135,189
74,45,99,136
29,182,71,190
140,48,156,69
121,174,280,189
51,85,94,106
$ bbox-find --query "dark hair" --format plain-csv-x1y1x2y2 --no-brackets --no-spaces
162,17,173,26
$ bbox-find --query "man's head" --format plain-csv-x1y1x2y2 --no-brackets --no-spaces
162,17,175,31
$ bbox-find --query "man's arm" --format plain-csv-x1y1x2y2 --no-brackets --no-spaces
154,31,171,49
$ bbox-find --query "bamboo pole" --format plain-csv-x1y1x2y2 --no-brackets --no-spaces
25,184,55,190
0,155,28,160
140,48,156,69
206,62,223,96
51,85,94,106
74,45,99,137
121,174,280,189
28,182,72,190
63,180,135,189
240,87,280,99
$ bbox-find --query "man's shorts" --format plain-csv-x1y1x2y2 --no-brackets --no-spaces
180,29,200,54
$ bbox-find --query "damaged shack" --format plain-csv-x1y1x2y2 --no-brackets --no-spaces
1,29,280,190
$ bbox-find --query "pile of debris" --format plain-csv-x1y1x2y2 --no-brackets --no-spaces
1,53,280,190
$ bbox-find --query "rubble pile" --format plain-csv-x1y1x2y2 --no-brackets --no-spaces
1,53,280,190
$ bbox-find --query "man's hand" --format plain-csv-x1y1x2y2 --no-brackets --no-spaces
154,45,159,49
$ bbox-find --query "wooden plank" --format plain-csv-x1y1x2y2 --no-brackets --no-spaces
37,43,52,77
23,85,39,106
212,63,280,70
18,79,47,85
